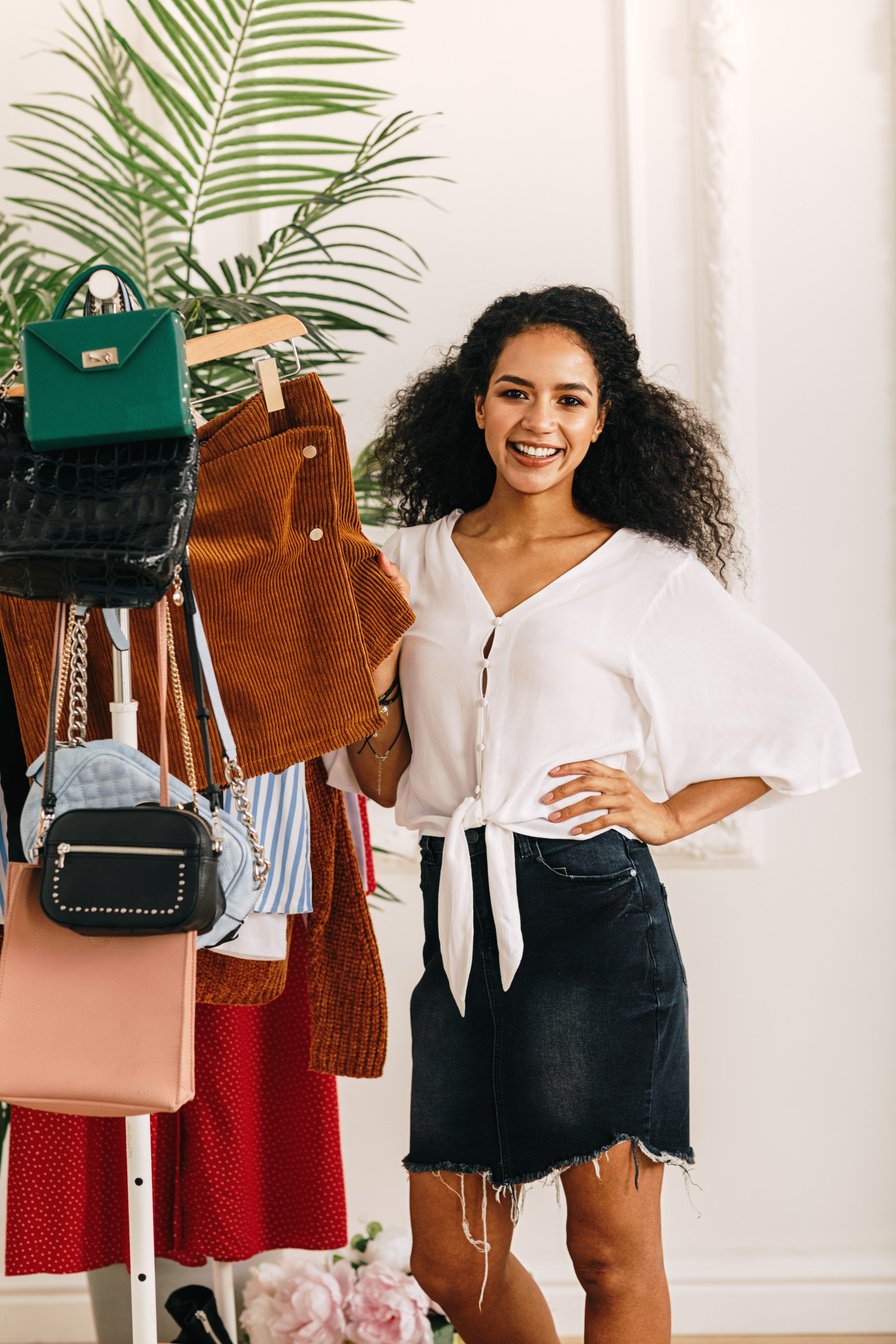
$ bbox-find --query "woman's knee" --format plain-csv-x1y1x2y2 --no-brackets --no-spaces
566,1229,664,1299
409,1242,495,1311
408,1170,513,1309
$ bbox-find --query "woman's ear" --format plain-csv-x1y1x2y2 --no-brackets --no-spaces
591,401,610,441
474,394,486,429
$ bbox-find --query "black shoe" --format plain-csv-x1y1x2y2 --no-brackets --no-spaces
164,1285,235,1344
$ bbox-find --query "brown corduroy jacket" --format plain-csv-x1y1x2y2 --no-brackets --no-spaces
0,373,413,780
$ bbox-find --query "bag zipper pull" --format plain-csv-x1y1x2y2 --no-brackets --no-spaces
55,843,71,870
194,1309,227,1344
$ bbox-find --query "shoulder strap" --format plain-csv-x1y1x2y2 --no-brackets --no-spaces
37,601,170,847
181,566,238,762
179,555,224,811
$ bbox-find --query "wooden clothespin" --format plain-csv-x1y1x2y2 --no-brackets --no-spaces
252,327,303,418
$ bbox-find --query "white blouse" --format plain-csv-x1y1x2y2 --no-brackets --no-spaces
326,510,860,1014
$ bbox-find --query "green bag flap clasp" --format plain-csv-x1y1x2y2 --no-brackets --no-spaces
24,310,177,375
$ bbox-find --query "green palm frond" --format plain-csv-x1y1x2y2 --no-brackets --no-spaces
106,0,420,277
352,438,401,528
0,216,76,369
4,0,443,403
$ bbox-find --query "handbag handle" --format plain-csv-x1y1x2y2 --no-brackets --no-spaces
179,555,269,890
38,602,170,841
50,264,147,320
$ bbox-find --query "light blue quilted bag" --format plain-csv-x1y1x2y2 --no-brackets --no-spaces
20,588,268,949
20,740,257,948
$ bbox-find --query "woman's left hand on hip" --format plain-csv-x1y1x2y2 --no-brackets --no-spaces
541,760,679,845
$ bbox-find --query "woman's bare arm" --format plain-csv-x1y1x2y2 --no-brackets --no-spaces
345,552,413,808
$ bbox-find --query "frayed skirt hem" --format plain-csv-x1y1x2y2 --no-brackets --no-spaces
403,1132,697,1195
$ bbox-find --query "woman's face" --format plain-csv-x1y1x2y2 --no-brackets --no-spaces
473,325,606,500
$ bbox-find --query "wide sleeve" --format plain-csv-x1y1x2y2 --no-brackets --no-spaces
630,554,860,808
322,528,404,795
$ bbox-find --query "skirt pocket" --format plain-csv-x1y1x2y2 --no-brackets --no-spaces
532,836,637,887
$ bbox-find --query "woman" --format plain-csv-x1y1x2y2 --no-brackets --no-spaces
328,285,859,1344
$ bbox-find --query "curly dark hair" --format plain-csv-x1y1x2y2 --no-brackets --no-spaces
374,284,747,585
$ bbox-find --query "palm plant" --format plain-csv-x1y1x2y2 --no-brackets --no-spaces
0,0,438,1155
0,0,441,413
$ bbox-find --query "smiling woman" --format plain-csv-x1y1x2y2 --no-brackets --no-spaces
374,284,741,584
325,284,860,1344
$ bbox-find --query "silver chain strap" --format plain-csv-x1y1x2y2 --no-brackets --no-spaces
223,758,270,889
0,359,22,397
34,606,86,856
67,611,90,745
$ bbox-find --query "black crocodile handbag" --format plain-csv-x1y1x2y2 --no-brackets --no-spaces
0,395,198,607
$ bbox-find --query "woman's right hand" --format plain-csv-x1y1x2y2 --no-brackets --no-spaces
378,549,412,605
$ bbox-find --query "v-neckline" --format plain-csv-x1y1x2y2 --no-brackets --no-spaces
444,509,629,620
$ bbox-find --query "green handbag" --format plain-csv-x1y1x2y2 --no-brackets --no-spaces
21,264,193,451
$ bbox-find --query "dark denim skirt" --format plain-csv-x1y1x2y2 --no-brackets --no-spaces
403,827,695,1193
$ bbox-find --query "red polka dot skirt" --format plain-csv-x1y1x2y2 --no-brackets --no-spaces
5,915,347,1274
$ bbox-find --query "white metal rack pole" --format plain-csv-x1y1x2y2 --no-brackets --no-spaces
212,1262,238,1340
110,608,158,1344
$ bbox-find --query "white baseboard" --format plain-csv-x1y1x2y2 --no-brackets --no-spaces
0,1273,93,1343
541,1252,896,1337
0,1254,895,1342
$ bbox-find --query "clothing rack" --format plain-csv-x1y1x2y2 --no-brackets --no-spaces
12,277,308,1344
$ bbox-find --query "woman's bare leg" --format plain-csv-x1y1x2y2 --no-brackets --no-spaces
562,1140,670,1344
408,1171,560,1344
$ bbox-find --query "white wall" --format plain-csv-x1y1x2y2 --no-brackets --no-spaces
0,0,894,1338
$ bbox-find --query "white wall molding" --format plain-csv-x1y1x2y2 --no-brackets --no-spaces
0,1275,94,1344
612,0,650,335
689,0,745,447
610,0,757,867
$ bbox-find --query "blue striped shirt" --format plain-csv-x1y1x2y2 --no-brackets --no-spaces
220,763,313,916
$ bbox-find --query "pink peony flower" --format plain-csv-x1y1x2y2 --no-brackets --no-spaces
244,1259,349,1344
240,1291,281,1344
330,1256,359,1300
361,1227,412,1274
244,1259,290,1305
345,1263,434,1344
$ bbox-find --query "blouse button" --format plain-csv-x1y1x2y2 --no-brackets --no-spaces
477,742,486,751
309,527,324,541
474,785,481,797
303,444,318,459
480,697,489,707
492,617,503,627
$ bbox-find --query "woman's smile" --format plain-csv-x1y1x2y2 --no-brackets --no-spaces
508,439,565,464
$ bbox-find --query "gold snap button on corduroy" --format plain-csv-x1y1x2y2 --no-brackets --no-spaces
309,528,324,541
303,445,318,459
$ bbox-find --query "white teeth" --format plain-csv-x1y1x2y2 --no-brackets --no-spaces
512,443,560,458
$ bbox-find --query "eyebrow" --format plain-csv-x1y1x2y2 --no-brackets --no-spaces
494,374,595,396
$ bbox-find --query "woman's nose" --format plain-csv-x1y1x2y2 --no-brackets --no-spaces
519,398,555,432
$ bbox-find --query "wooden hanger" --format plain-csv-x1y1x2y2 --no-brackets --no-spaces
1,313,307,399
